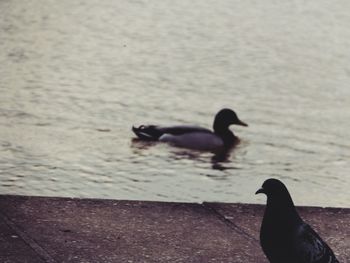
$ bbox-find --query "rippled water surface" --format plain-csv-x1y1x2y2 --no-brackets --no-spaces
1,0,350,207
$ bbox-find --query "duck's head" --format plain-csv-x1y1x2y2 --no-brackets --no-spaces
213,108,248,131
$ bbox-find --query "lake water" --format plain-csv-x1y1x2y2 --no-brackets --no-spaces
1,0,349,207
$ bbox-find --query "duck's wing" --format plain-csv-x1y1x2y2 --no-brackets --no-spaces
294,223,339,263
132,125,212,140
160,125,212,135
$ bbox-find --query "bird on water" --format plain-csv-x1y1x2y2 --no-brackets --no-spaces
132,108,247,151
256,178,339,263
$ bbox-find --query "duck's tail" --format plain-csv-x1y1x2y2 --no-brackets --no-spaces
132,125,163,140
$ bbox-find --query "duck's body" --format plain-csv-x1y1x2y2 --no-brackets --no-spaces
132,109,247,151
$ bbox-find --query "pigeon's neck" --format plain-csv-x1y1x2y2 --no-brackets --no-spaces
266,195,302,226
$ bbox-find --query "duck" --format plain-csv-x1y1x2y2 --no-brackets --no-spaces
132,108,247,151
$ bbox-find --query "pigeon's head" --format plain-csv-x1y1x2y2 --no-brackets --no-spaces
256,178,291,200
256,178,301,223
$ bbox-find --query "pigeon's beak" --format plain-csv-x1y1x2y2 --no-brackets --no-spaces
235,118,248,127
255,188,265,195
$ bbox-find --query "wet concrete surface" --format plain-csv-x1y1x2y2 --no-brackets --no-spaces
0,195,348,263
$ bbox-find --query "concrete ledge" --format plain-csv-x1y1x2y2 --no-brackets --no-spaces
0,195,348,263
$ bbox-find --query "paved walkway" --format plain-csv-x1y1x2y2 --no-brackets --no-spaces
0,195,348,262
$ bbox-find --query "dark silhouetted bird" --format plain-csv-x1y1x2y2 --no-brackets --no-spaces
256,178,339,263
132,108,247,151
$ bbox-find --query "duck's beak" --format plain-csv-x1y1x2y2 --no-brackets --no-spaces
236,118,248,127
255,188,265,195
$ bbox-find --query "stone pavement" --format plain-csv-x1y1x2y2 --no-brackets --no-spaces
0,195,348,263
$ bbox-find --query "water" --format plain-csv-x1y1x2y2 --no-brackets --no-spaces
1,0,349,207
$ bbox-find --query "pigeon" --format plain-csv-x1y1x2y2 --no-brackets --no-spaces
256,178,339,263
132,108,247,151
